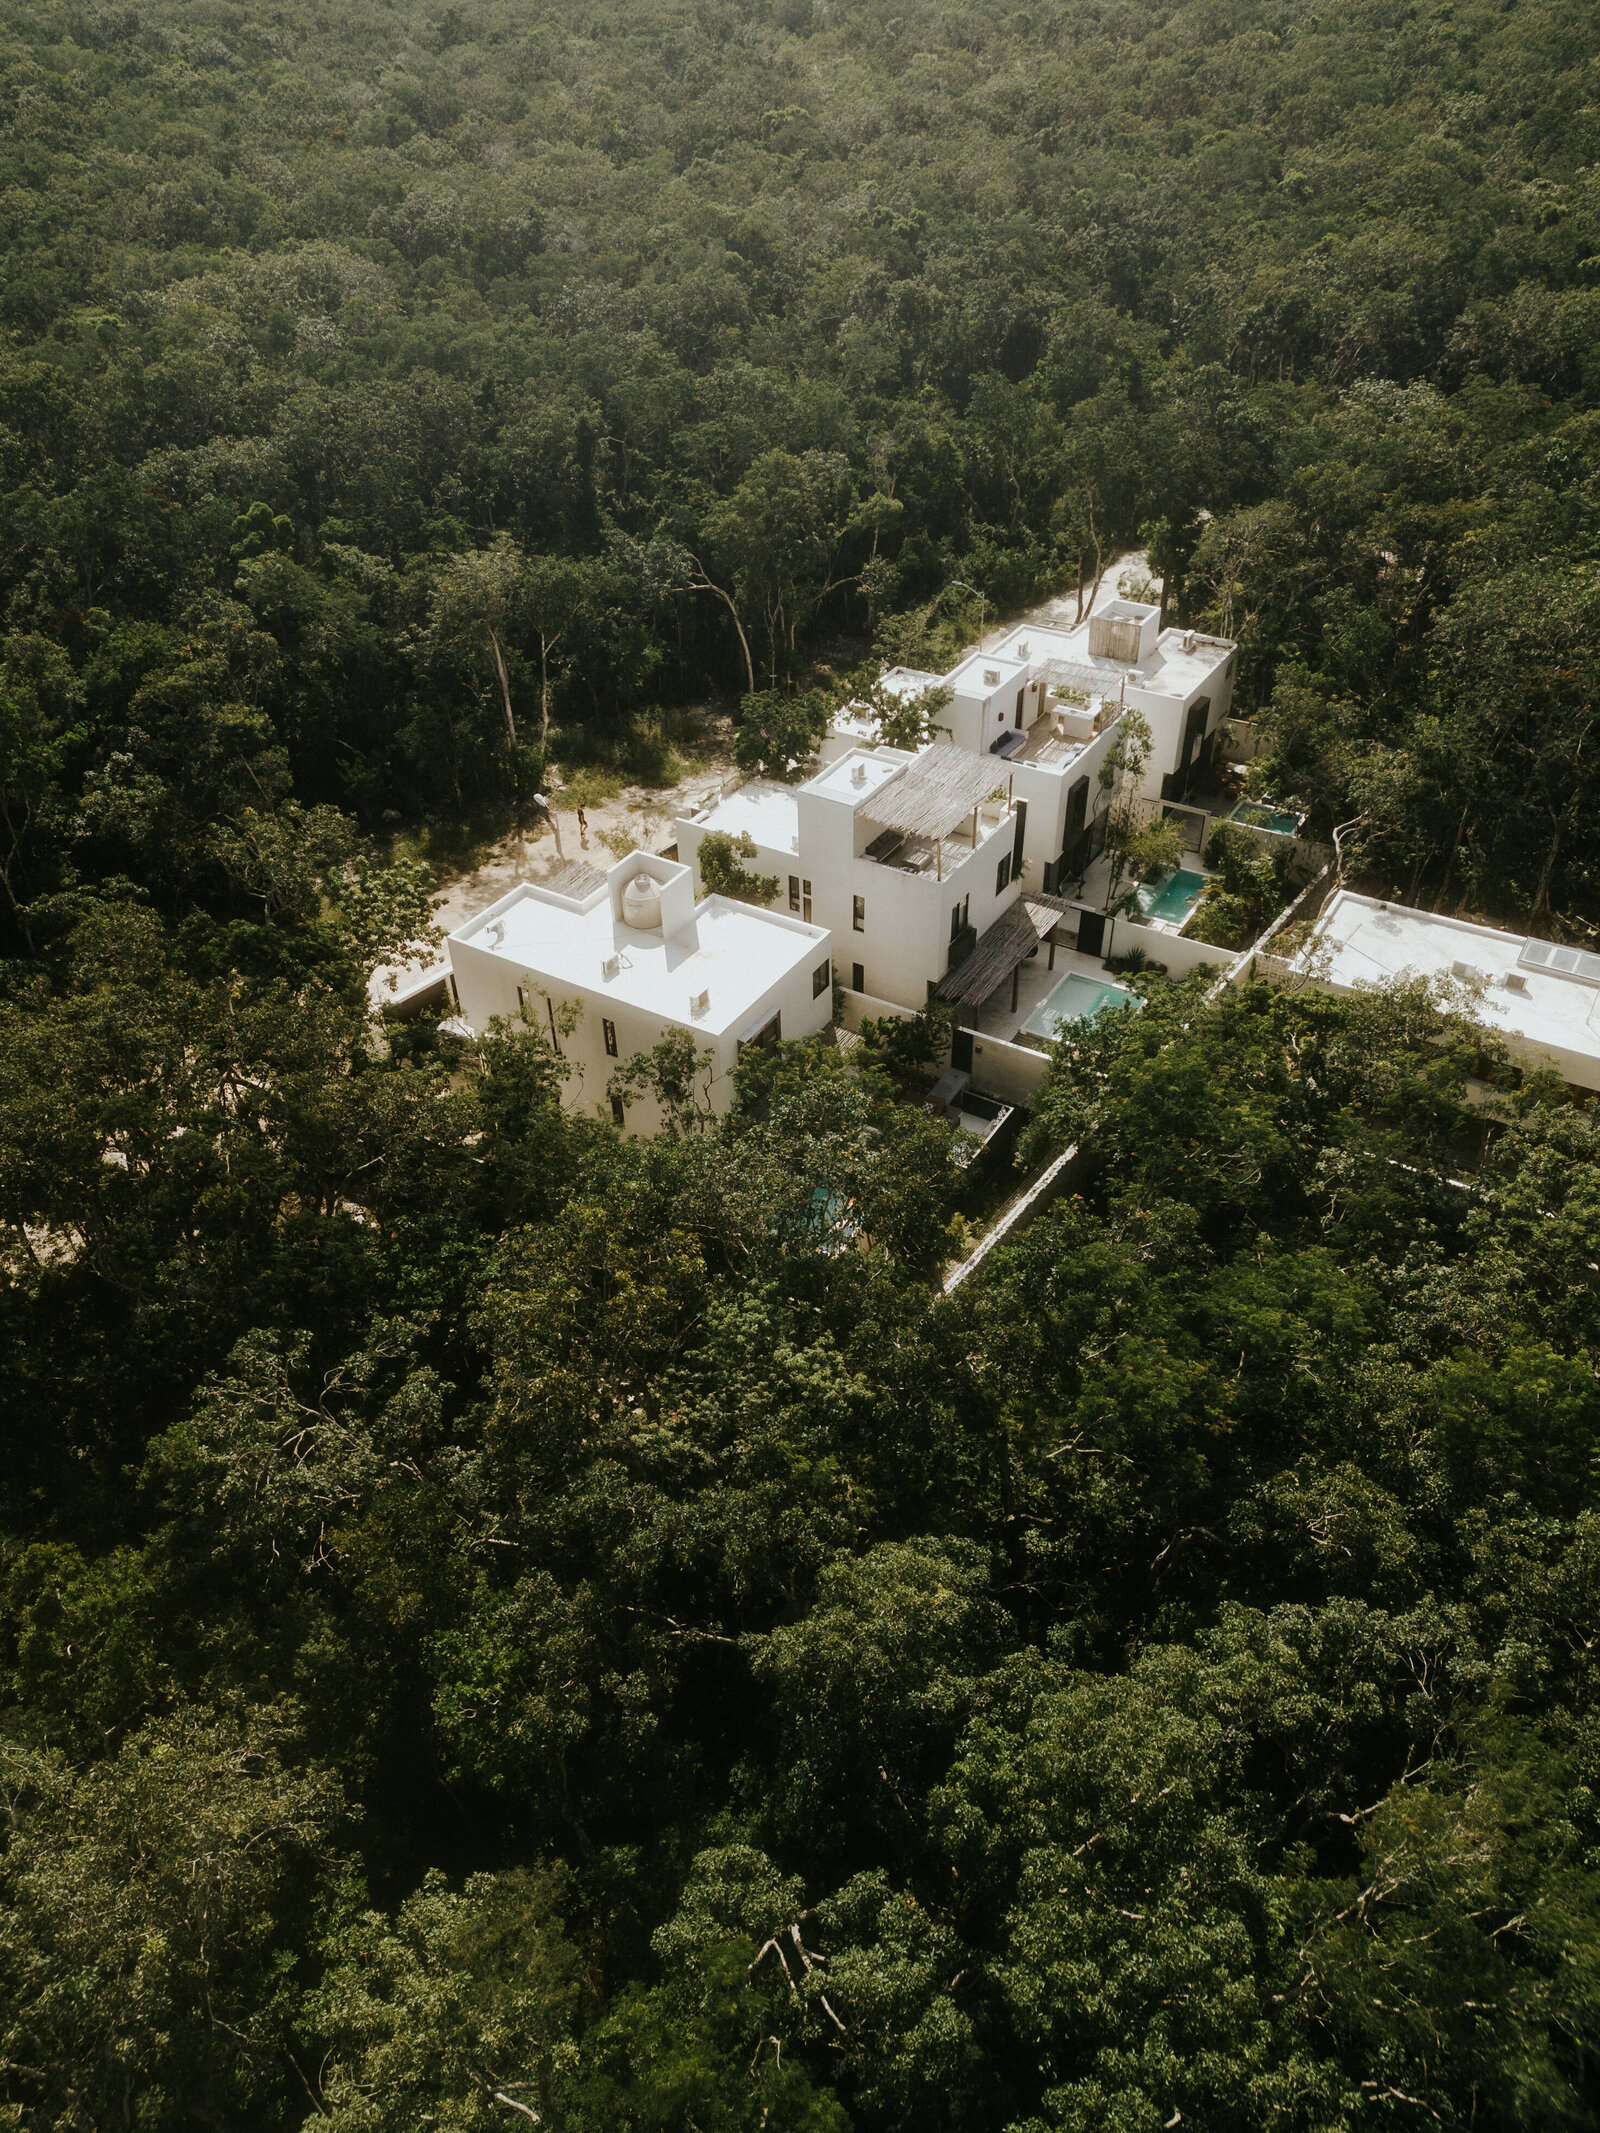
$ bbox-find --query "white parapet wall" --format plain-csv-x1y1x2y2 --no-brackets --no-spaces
964,1030,1052,1106
1116,920,1241,982
837,987,920,1033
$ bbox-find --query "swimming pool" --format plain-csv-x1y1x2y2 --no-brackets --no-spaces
1136,868,1207,925
1230,799,1303,837
1021,971,1142,1040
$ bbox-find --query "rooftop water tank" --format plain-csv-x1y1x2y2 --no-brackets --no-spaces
621,871,663,930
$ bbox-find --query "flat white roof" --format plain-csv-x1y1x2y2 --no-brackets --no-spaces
804,748,910,809
880,666,943,699
1300,891,1600,1082
688,779,800,853
452,880,828,1040
946,650,1027,696
985,618,1233,701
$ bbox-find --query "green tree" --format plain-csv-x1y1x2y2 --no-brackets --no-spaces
697,829,780,906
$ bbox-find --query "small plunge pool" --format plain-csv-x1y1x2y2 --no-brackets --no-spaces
1229,799,1303,837
1136,868,1207,925
1022,971,1142,1040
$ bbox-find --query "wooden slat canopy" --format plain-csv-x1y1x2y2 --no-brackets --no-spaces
937,893,1074,1006
862,743,1009,843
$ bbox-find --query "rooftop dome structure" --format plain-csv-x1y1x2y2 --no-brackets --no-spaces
621,870,663,931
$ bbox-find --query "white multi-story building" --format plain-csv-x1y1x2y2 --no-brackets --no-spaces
930,600,1238,896
435,595,1239,1139
446,850,833,1133
677,742,1027,1011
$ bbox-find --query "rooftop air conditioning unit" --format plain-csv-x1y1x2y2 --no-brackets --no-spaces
601,953,621,980
1450,959,1481,982
1183,632,1197,654
1016,640,1029,658
983,667,1000,686
689,988,710,1018
1503,971,1528,993
851,760,867,785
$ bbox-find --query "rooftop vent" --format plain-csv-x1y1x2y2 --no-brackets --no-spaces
601,953,621,980
851,760,867,786
689,987,710,1018
1450,959,1482,982
1502,971,1528,994
485,919,505,947
983,667,1000,686
1182,631,1197,654
1016,640,1029,658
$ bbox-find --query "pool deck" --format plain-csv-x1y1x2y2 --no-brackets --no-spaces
1021,973,1139,1040
1137,867,1206,926
967,943,1120,1041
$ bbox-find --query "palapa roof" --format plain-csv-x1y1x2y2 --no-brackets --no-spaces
862,743,1009,843
938,894,1074,1006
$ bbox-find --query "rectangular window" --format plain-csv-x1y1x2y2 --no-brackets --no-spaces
996,855,1011,895
517,984,531,1020
610,1094,625,1127
852,895,865,933
789,874,800,912
949,894,969,942
802,877,812,923
602,1017,618,1058
851,962,864,994
812,957,831,999
1015,687,1025,728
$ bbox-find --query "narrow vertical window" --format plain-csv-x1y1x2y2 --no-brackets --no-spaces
603,1017,618,1057
852,895,865,932
610,1094,625,1127
812,957,830,999
802,877,812,923
852,961,864,993
996,856,1011,895
789,874,800,912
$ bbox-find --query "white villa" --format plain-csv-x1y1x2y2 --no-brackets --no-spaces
1285,891,1600,1096
438,590,1245,1132
863,600,1238,892
446,849,833,1133
676,742,1027,1012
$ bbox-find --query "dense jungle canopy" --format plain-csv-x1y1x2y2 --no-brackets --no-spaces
4,0,1600,2125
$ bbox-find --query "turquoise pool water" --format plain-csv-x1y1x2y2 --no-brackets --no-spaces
1230,799,1303,837
1137,868,1206,924
1022,972,1141,1040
